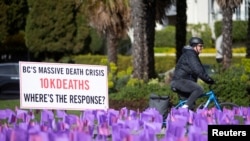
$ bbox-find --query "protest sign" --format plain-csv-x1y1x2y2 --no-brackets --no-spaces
19,61,108,110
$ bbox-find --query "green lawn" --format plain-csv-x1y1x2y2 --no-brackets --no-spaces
0,99,81,121
0,99,19,110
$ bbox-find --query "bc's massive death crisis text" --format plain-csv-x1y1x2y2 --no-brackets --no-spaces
22,66,106,76
37,67,104,76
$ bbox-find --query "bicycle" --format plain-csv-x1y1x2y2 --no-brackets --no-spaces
161,84,238,128
172,84,238,111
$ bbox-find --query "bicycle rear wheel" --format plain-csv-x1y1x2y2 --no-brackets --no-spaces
219,102,239,110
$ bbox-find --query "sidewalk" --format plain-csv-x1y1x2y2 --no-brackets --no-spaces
155,53,246,57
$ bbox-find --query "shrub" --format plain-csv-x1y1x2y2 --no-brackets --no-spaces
155,24,213,48
206,64,250,106
154,26,176,47
214,20,247,43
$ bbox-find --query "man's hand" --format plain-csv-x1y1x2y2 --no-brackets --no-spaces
207,78,215,84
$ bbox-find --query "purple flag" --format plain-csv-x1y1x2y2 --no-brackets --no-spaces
0,132,6,141
56,110,67,121
166,120,186,138
48,131,70,141
65,114,78,126
75,132,92,141
188,132,208,141
40,110,54,123
9,128,28,141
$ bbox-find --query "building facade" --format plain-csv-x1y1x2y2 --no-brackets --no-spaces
187,0,249,38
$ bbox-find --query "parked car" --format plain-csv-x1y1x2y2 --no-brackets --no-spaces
0,63,20,99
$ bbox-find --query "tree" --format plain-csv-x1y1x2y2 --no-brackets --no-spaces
216,0,243,70
246,1,250,58
25,0,89,61
0,1,8,43
175,0,187,63
130,0,172,81
83,0,131,65
5,0,28,35
0,0,29,62
130,0,145,80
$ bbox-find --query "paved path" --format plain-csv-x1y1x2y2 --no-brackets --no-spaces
155,53,246,57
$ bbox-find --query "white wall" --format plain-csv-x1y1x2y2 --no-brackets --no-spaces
187,0,248,24
187,0,209,24
186,0,248,38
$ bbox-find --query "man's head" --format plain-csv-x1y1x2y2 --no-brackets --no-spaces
189,37,204,54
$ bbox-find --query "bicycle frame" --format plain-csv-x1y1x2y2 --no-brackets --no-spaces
174,89,222,110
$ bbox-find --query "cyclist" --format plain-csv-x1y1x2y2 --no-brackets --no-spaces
170,37,215,110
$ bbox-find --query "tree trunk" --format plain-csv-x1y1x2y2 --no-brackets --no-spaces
246,1,250,58
106,33,118,65
144,0,157,80
131,0,146,80
175,0,187,63
222,7,233,70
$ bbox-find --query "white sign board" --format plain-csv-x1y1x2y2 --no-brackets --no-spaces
19,61,108,110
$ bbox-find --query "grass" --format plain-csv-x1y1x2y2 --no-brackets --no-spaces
0,99,19,110
0,98,81,121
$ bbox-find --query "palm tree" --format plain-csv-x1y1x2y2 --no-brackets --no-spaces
246,1,250,58
130,0,172,81
175,0,187,63
83,0,130,65
216,0,242,70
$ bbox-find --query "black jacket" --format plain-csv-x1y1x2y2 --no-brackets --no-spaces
172,46,212,83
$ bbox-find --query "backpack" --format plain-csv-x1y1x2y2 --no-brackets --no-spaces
148,93,170,128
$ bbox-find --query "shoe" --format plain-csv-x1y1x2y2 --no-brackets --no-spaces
181,104,189,108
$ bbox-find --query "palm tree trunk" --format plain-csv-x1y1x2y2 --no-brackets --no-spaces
106,33,118,65
131,0,146,79
246,1,250,58
144,0,157,80
222,7,233,70
175,0,187,63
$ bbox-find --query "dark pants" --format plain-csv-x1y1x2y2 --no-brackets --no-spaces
170,79,204,109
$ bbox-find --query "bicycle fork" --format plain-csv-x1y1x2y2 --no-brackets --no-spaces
203,91,222,111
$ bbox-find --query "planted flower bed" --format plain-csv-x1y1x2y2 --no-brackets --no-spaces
0,107,249,141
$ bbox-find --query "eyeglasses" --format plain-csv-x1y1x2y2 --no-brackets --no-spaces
197,44,203,48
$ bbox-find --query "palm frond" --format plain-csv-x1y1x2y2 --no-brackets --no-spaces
216,0,242,10
155,0,174,24
83,0,130,37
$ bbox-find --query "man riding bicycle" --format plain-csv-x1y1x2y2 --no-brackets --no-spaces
170,37,215,110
